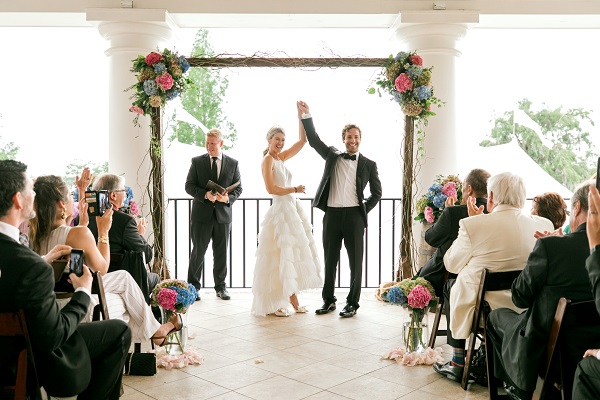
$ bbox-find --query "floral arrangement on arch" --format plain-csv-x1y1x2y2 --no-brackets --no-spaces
151,279,197,314
370,51,443,120
415,175,462,224
128,48,192,124
118,186,140,218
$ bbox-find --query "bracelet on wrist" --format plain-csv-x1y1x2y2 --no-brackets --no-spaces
294,187,297,193
98,236,109,244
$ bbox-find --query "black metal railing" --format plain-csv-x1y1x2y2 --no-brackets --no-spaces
165,197,402,289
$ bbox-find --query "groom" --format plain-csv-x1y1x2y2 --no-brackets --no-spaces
298,101,382,318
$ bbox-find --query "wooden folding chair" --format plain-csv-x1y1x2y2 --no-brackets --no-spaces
462,268,522,390
0,310,42,400
91,272,110,321
533,298,600,400
428,271,449,348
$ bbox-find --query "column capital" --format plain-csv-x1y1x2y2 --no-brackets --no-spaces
393,22,472,57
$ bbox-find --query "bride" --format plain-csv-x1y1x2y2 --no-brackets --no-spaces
251,102,323,317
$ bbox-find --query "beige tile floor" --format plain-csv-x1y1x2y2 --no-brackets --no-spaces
121,289,490,400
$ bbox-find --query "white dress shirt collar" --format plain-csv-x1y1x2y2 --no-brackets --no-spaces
0,220,20,242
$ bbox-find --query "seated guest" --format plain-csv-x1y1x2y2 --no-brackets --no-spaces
433,172,553,382
29,175,181,345
572,183,600,398
487,182,598,400
417,168,491,296
531,191,569,231
0,160,130,399
87,173,158,302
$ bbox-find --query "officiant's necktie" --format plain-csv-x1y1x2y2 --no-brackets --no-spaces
211,157,218,181
342,153,356,161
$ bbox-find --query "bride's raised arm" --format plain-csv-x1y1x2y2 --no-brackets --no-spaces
279,103,308,162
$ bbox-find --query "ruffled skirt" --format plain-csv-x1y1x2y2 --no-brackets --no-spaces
251,196,323,316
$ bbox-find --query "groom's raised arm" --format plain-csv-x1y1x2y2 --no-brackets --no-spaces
298,101,329,159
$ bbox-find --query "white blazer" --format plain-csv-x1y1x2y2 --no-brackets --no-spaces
443,204,554,339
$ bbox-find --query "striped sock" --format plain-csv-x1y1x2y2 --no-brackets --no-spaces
451,348,465,366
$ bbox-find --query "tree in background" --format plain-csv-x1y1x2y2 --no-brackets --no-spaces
64,160,108,188
0,137,18,160
169,29,237,149
480,98,595,191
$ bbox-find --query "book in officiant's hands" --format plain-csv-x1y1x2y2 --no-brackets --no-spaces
206,180,240,195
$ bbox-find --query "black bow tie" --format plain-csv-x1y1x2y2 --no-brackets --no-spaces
341,153,356,161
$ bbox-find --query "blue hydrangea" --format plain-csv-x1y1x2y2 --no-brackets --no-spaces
178,56,190,73
429,183,442,192
387,286,407,306
426,191,436,202
406,65,423,79
174,286,197,309
143,80,157,96
166,89,179,100
154,62,166,74
433,192,448,208
395,51,408,62
415,86,432,100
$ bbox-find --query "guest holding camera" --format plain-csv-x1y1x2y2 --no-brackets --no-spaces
0,160,130,399
29,175,181,346
86,173,158,303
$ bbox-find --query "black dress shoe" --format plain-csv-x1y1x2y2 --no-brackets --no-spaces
339,304,357,318
216,289,231,300
195,295,201,302
503,384,531,400
433,361,464,382
315,302,336,315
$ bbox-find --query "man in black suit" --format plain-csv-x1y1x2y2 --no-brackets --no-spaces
88,173,156,303
186,128,242,301
417,168,490,297
298,101,382,318
0,160,130,399
572,183,600,398
487,182,600,400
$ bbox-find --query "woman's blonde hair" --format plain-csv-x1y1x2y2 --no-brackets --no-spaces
263,126,285,157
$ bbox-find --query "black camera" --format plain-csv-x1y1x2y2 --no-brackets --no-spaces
85,190,111,216
69,249,84,277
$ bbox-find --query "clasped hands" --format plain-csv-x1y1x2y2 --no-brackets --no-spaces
206,191,229,204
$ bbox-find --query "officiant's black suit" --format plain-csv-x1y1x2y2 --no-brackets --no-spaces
0,232,130,399
486,223,600,395
185,153,242,292
417,198,488,296
302,117,382,309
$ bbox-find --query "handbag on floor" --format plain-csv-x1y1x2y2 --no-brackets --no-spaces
123,352,156,376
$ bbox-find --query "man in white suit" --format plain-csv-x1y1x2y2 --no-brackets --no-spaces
433,172,553,382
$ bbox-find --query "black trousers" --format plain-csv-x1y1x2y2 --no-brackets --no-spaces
443,279,466,349
573,357,600,399
78,320,131,400
322,207,365,308
188,213,231,292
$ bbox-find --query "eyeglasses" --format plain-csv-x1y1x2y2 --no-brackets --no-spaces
565,209,571,216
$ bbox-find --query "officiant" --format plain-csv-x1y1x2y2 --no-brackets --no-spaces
185,128,242,301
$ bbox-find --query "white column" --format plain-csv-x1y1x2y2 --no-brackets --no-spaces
393,20,472,191
87,9,176,217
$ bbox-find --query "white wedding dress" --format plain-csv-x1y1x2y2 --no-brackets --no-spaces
251,158,323,316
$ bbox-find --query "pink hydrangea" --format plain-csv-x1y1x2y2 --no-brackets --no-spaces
129,105,144,115
424,206,434,223
441,182,457,199
145,52,162,66
155,73,174,90
407,285,432,309
157,288,178,311
129,200,139,216
410,55,423,66
394,73,413,93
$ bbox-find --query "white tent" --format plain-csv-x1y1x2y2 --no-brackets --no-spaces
462,139,572,199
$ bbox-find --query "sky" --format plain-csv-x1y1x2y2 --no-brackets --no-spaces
1,26,599,199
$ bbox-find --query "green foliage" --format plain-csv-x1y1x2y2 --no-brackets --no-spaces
64,160,108,188
0,137,18,160
170,29,237,149
480,98,596,191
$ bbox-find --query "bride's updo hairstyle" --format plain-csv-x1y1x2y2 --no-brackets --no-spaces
263,126,285,157
29,175,69,254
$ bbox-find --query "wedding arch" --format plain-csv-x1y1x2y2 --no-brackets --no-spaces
131,52,437,282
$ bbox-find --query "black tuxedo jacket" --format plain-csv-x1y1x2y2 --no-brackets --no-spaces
88,209,153,298
496,224,599,392
587,248,600,315
302,117,382,227
0,232,91,394
419,198,488,295
185,153,243,224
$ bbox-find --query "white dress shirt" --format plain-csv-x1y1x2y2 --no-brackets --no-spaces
327,152,360,208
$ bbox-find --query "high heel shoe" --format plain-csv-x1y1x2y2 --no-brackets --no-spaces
294,305,309,313
274,308,290,317
152,313,183,346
